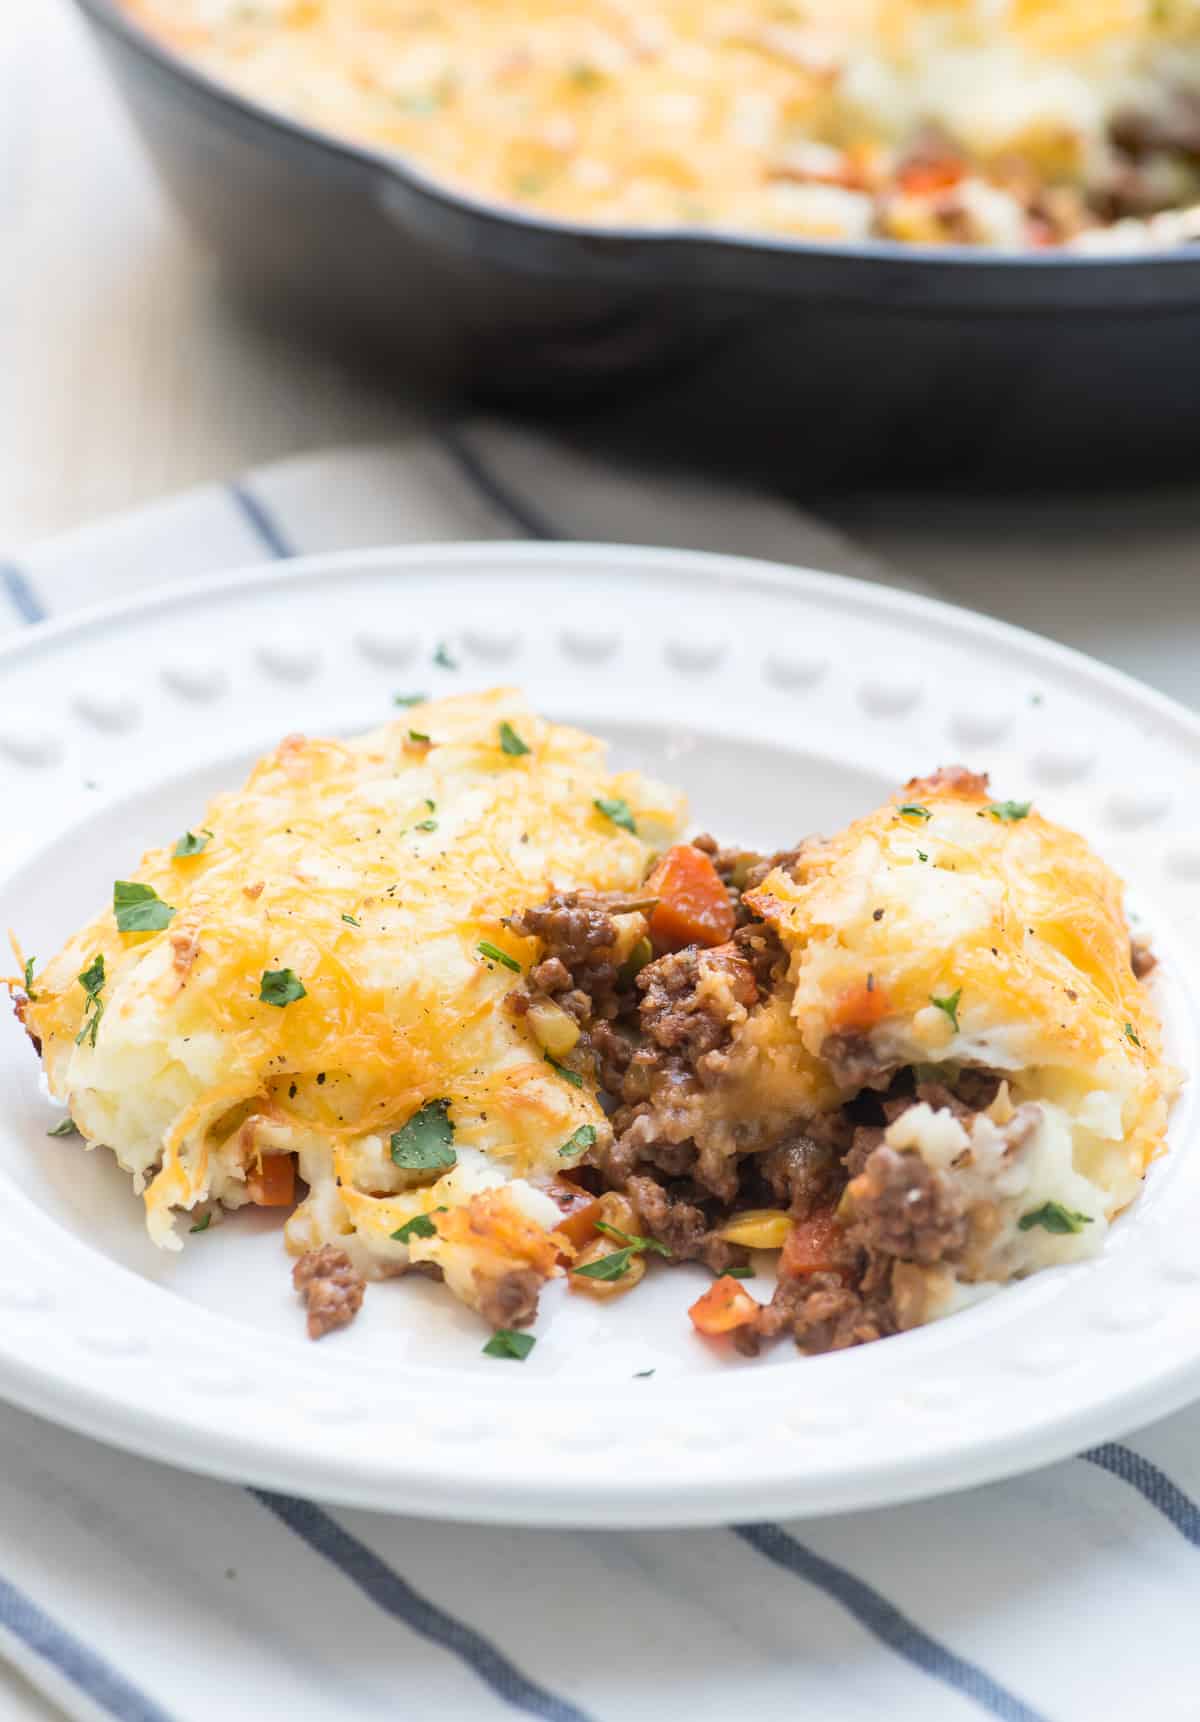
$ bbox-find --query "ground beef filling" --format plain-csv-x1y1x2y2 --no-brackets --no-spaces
476,1266,542,1332
293,1245,366,1340
513,861,1029,1354
515,848,1155,1359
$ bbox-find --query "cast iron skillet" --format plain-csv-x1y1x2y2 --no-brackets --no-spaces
76,0,1200,484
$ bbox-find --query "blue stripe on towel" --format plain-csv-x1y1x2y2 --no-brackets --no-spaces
0,561,47,624
734,1523,1047,1722
1084,1442,1200,1546
251,1491,594,1722
0,1568,174,1722
228,482,296,561
437,428,559,541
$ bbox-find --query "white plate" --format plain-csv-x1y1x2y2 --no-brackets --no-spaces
1,543,1197,1528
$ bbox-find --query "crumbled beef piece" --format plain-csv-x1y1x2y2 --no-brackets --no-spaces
793,1273,892,1354
760,1130,842,1218
738,1267,893,1357
904,765,990,799
602,1103,739,1202
740,1247,897,1357
591,1018,634,1095
846,1145,968,1266
509,891,625,1025
1131,934,1157,981
801,1252,903,1353
638,943,758,1059
476,1266,541,1331
747,1271,812,1345
625,1173,748,1275
844,1123,886,1178
13,992,41,1057
740,845,809,893
510,893,616,962
293,1246,365,1340
529,955,572,994
949,1068,1004,1111
732,922,787,991
1109,94,1200,162
820,1031,899,1092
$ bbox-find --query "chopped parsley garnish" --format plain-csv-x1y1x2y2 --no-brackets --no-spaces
408,729,431,744
574,1248,638,1281
75,954,106,1047
576,1222,670,1279
113,880,176,933
259,968,307,1007
634,1368,656,1378
477,940,521,973
47,1118,78,1138
341,913,361,927
391,1208,446,1243
390,1098,456,1170
558,1124,597,1158
725,1265,755,1279
988,801,1032,823
189,1212,213,1234
594,1220,671,1258
393,692,428,707
498,721,531,757
433,642,458,670
544,1052,583,1088
1125,1021,1142,1048
483,1328,535,1360
425,798,436,812
173,828,213,858
917,850,929,863
22,957,35,1002
1018,1201,1093,1235
414,818,438,832
897,804,932,821
594,796,637,835
930,988,962,1031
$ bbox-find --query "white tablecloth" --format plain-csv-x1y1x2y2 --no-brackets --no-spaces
2,423,1198,1722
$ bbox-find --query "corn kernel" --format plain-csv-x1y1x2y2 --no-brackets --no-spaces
526,998,580,1057
717,1208,791,1250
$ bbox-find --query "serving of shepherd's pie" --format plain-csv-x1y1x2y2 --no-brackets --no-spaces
13,690,1175,1358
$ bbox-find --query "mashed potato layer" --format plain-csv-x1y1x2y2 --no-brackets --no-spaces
23,689,683,1319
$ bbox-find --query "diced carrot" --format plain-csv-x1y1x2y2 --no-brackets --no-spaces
247,1153,296,1207
688,1275,761,1336
832,975,890,1033
549,1182,605,1250
896,159,964,197
779,1210,844,1280
645,845,736,953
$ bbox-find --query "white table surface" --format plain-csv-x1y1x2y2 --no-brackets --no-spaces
0,2,416,549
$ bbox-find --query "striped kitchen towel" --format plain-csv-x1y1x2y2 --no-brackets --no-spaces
0,420,1196,1722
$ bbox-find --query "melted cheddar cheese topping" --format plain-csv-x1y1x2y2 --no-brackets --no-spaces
26,689,684,1269
746,768,1176,1217
119,0,1200,248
